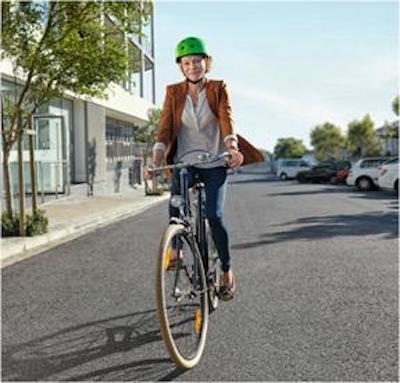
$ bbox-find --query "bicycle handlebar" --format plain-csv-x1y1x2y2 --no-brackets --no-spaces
147,151,232,173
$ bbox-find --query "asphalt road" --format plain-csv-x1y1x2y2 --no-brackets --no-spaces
2,165,398,381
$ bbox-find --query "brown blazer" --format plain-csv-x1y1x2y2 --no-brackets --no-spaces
156,79,264,165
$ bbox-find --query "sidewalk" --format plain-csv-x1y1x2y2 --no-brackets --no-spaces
1,187,170,268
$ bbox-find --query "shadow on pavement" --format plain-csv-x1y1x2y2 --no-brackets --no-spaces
232,211,398,250
232,169,271,176
229,176,280,185
2,308,186,381
267,187,399,201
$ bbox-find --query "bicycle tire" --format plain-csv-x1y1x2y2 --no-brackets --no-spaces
205,219,220,313
156,223,209,369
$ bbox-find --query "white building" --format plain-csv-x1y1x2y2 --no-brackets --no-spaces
376,124,399,157
1,3,156,203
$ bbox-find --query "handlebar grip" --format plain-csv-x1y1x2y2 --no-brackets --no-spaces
219,151,232,160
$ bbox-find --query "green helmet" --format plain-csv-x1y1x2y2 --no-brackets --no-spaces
175,36,209,63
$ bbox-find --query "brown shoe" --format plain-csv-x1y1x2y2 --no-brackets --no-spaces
220,271,236,301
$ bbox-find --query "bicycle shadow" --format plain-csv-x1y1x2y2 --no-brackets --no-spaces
2,308,186,381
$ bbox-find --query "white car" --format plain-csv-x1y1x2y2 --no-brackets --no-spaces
276,159,311,180
346,157,392,191
378,158,399,192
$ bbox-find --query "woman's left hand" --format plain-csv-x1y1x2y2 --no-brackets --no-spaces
228,149,244,168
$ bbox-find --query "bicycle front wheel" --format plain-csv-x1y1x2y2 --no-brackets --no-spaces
156,223,209,369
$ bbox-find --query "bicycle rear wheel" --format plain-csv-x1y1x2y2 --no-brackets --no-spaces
156,224,209,369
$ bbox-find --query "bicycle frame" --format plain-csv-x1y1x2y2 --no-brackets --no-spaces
168,167,207,295
176,167,210,275
152,151,231,284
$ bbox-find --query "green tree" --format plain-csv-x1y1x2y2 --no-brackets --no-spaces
381,120,399,139
134,107,162,162
392,95,400,117
273,137,306,159
310,122,346,161
347,114,381,158
1,1,152,221
134,108,163,196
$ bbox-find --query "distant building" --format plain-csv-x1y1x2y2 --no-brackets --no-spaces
301,151,318,165
376,124,399,157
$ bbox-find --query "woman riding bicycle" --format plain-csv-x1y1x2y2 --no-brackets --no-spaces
147,36,263,300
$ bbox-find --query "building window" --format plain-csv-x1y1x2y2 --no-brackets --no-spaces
106,117,138,159
37,120,51,150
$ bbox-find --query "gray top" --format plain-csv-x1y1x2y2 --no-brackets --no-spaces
174,89,226,168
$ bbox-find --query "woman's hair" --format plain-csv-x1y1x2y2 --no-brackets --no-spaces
178,55,213,74
205,56,213,73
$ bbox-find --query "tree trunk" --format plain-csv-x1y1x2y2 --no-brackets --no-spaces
28,115,38,214
144,142,150,195
1,94,13,216
17,112,25,236
2,148,13,216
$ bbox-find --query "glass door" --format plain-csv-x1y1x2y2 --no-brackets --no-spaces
33,115,66,194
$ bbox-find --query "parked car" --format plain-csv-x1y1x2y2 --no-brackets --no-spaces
378,158,399,192
346,157,393,191
296,163,337,183
297,161,351,184
276,158,311,180
333,164,352,184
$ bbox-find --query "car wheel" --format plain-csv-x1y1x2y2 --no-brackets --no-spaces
297,175,306,183
280,173,288,180
356,177,372,191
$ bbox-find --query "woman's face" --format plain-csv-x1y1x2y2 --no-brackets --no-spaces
180,55,207,81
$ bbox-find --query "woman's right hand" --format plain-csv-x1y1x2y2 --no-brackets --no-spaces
144,165,156,180
145,149,165,180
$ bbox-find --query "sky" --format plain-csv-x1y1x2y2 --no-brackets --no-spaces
153,0,399,152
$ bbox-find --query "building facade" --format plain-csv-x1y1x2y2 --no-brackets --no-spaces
1,3,156,207
376,124,399,157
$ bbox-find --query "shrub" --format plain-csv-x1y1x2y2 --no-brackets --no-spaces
1,210,48,237
1,213,19,237
25,209,48,236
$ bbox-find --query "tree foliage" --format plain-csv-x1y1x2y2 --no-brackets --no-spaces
2,1,151,110
347,115,381,158
392,95,400,117
1,1,152,216
134,108,162,145
380,120,399,140
273,137,306,159
310,122,346,161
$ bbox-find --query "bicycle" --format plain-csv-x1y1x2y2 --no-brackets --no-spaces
152,150,231,369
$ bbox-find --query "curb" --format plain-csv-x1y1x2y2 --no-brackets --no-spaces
1,194,169,269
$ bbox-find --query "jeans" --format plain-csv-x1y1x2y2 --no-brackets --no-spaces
169,166,231,272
